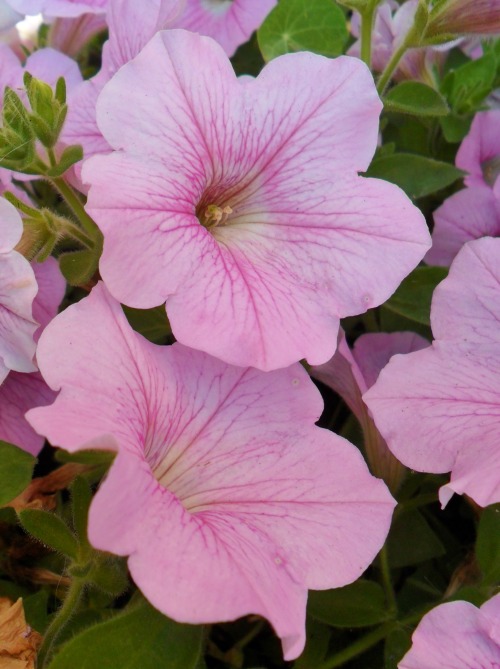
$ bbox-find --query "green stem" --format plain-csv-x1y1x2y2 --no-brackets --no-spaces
317,621,395,669
376,40,409,95
360,2,377,67
317,609,429,669
395,492,438,518
38,577,85,668
379,545,397,614
49,177,100,241
57,217,95,249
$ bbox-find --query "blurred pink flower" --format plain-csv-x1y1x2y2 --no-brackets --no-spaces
0,199,65,455
349,0,446,83
365,237,500,508
83,29,430,370
28,282,395,660
400,593,500,669
0,0,21,33
427,110,500,266
0,198,38,382
6,0,107,17
426,0,500,39
456,110,500,188
170,0,277,57
47,12,107,55
312,329,428,492
426,185,500,266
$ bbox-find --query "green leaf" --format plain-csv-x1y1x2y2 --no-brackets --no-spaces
59,248,99,286
365,154,464,199
24,589,50,633
70,476,92,554
123,305,171,343
47,144,83,177
294,619,331,668
308,580,390,627
0,441,36,506
384,627,412,669
55,448,116,467
387,510,445,568
384,82,449,117
440,113,472,143
18,509,79,560
384,266,448,326
46,597,203,669
441,53,496,114
257,0,348,61
476,504,500,585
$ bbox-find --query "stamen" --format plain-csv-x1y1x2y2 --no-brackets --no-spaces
203,204,233,228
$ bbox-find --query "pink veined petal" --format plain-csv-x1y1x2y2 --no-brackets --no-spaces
365,342,500,500
426,186,500,267
456,110,500,188
93,31,382,174
0,1,22,31
480,594,500,646
431,236,500,345
28,283,395,659
0,43,21,92
31,257,65,337
0,195,23,251
399,598,500,669
172,0,277,57
0,371,55,455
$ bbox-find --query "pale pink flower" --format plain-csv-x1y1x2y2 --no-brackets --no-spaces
6,0,107,17
399,593,500,669
0,255,65,455
27,282,395,659
312,330,428,492
365,237,500,508
170,0,277,57
349,0,446,83
426,185,500,266
456,110,500,188
61,0,184,188
0,198,38,382
83,29,430,371
47,12,107,55
0,1,21,33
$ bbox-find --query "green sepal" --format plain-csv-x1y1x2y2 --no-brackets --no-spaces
46,144,83,177
18,508,80,560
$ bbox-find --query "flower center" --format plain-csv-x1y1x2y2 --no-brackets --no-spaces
199,203,233,229
481,155,500,187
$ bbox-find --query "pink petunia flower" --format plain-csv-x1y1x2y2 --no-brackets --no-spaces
5,0,107,18
456,110,500,189
83,29,431,371
365,236,500,508
0,198,38,382
426,110,500,266
170,0,277,57
27,282,396,659
0,253,65,455
426,185,500,266
349,0,447,83
399,593,500,669
61,0,184,189
312,329,428,493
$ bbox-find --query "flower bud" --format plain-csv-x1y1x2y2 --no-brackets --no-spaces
427,0,500,40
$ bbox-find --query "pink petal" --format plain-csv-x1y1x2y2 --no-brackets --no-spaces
426,186,500,266
85,30,430,369
31,257,65,337
400,597,500,669
23,47,83,89
28,283,395,659
48,12,107,56
431,236,500,345
171,0,277,56
456,110,500,188
6,0,107,17
0,371,55,455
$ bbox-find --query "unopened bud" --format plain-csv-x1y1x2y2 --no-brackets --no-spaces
427,0,500,39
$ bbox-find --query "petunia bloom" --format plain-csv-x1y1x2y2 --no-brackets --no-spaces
0,257,65,455
312,329,428,493
0,198,38,382
170,0,277,57
83,29,431,371
5,0,107,17
365,236,500,508
426,109,500,266
456,110,500,189
399,593,500,669
426,0,500,40
27,283,396,659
